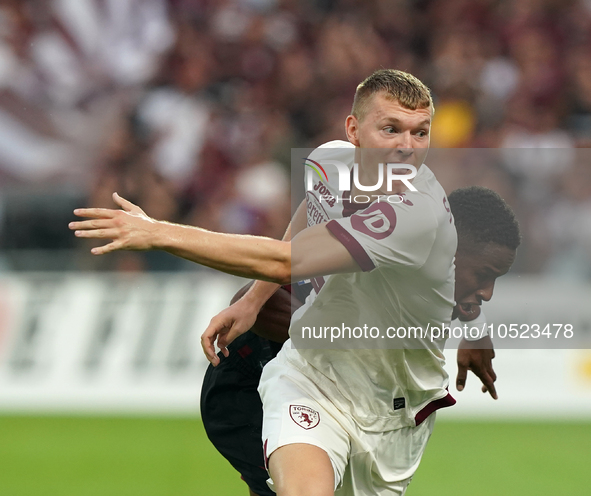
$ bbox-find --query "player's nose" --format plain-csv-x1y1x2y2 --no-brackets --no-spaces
476,282,495,303
394,131,414,153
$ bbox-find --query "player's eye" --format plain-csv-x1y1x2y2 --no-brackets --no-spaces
416,130,429,138
384,126,397,134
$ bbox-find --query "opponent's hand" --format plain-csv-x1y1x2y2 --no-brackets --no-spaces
69,193,158,255
456,335,498,400
201,296,259,366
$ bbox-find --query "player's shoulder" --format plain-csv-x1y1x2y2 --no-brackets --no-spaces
317,139,354,149
391,165,450,227
308,140,355,163
413,164,440,194
423,165,454,225
413,165,449,209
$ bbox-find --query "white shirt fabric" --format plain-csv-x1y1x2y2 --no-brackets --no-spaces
283,140,457,432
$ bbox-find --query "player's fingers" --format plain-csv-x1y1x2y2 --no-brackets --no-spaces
482,356,497,383
73,208,117,219
478,371,498,400
113,192,144,214
489,367,497,382
217,329,238,352
74,228,121,240
220,324,250,348
456,364,468,392
203,317,223,337
90,240,124,255
202,317,233,364
200,332,220,366
70,219,116,231
203,317,230,343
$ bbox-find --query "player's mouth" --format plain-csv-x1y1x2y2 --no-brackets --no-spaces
456,302,480,319
388,163,413,174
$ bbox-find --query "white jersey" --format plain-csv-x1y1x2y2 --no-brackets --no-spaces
283,140,457,432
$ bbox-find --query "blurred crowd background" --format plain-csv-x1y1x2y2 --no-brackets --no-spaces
0,0,590,277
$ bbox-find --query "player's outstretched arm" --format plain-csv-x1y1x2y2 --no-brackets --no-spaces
70,193,292,283
70,193,361,283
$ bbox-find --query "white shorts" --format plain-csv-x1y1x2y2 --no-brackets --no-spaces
258,352,436,496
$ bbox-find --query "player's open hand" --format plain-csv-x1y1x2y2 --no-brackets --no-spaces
69,193,158,255
201,296,259,366
456,335,497,400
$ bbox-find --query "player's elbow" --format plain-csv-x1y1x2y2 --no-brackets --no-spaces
274,244,292,285
277,269,292,286
266,259,291,285
250,260,290,285
255,242,291,285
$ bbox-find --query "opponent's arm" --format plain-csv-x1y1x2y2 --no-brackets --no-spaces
70,193,359,284
201,200,308,364
230,198,308,311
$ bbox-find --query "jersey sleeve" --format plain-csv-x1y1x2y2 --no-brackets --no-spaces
325,198,438,271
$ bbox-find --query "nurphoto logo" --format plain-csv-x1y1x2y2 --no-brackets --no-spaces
305,158,418,193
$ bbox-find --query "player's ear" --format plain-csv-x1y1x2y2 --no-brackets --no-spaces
346,115,360,147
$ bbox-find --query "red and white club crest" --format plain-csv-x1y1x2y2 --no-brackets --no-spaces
289,405,320,430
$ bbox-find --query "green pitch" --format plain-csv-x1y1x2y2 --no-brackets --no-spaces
0,416,588,496
408,420,591,495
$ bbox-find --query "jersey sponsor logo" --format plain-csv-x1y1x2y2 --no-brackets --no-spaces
312,181,337,208
393,397,406,410
443,196,453,223
351,203,397,240
306,192,331,226
289,405,320,430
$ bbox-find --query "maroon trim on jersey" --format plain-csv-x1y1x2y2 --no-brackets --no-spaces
263,439,269,470
326,220,375,272
310,276,325,293
414,391,456,426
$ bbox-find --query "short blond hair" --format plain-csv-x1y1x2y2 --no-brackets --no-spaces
352,69,434,121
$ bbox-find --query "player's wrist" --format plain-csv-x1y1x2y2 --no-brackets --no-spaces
154,220,199,252
242,283,279,311
150,220,173,250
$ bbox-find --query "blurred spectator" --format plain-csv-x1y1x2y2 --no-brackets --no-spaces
538,155,591,279
0,0,590,278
